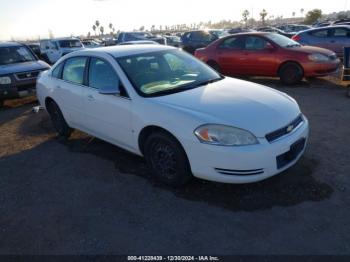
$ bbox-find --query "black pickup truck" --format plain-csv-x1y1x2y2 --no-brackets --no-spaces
0,42,50,107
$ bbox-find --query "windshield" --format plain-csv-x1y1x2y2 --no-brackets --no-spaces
117,49,222,97
58,40,83,48
0,46,36,65
265,33,301,47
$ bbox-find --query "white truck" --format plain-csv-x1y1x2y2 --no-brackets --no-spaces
40,38,85,64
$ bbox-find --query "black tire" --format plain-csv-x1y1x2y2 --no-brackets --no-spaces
207,61,221,73
46,100,72,138
144,132,192,186
279,62,303,85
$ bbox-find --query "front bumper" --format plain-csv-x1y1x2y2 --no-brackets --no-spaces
0,79,37,100
303,60,341,77
183,117,309,184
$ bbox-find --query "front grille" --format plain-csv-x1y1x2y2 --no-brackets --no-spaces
17,84,36,92
265,115,304,143
276,138,306,169
15,70,40,80
215,168,264,176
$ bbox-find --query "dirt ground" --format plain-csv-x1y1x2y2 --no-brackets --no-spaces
0,77,349,255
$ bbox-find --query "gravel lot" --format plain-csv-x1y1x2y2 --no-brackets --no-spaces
0,77,349,255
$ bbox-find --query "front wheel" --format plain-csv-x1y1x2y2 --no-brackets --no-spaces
279,62,303,85
47,101,72,139
144,132,192,186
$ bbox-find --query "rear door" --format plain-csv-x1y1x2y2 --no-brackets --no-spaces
216,36,246,76
53,56,88,128
329,27,350,56
82,57,133,149
47,41,61,64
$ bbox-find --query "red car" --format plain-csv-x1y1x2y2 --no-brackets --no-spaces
194,32,340,85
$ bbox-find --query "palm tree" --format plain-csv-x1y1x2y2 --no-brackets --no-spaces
260,9,268,25
95,20,100,36
92,25,96,36
242,10,250,27
292,11,296,17
301,8,305,17
100,26,104,36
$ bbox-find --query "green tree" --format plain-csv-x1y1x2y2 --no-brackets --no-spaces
242,9,250,27
260,9,268,25
304,9,322,24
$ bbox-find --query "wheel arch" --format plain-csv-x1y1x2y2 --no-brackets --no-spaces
277,60,304,76
138,125,185,156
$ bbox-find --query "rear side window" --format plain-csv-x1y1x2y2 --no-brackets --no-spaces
52,62,64,78
88,58,119,90
62,57,87,85
333,28,350,37
309,29,328,38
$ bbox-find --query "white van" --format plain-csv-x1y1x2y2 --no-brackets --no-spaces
40,38,84,64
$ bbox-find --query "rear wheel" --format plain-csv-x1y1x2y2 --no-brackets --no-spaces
144,132,192,186
279,62,303,85
46,100,72,138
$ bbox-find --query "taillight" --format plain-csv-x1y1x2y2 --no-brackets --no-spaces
292,35,301,41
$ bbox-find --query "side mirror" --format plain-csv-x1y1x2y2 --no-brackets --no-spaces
99,82,121,95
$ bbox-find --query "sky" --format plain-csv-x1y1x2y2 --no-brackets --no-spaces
0,0,349,40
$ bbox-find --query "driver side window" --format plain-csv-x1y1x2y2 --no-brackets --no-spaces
219,37,244,49
88,58,119,90
245,36,269,50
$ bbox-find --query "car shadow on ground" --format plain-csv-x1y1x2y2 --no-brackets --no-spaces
245,75,344,89
58,126,333,212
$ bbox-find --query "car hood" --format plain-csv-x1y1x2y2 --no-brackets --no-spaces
151,77,301,137
0,60,50,75
286,45,335,55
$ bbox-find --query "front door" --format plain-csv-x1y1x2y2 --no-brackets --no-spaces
242,36,278,76
82,57,133,150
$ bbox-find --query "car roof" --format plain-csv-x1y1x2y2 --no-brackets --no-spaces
40,37,81,42
225,32,272,36
0,41,23,48
72,44,175,58
298,25,350,34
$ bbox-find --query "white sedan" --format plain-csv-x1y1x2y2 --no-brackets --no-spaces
37,45,309,186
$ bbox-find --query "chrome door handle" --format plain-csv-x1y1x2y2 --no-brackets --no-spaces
87,94,95,101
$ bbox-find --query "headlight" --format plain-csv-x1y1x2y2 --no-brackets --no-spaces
308,53,330,62
194,124,259,146
0,76,11,85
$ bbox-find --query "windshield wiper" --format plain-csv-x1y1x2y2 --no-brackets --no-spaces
285,44,301,48
146,77,224,97
194,77,224,87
